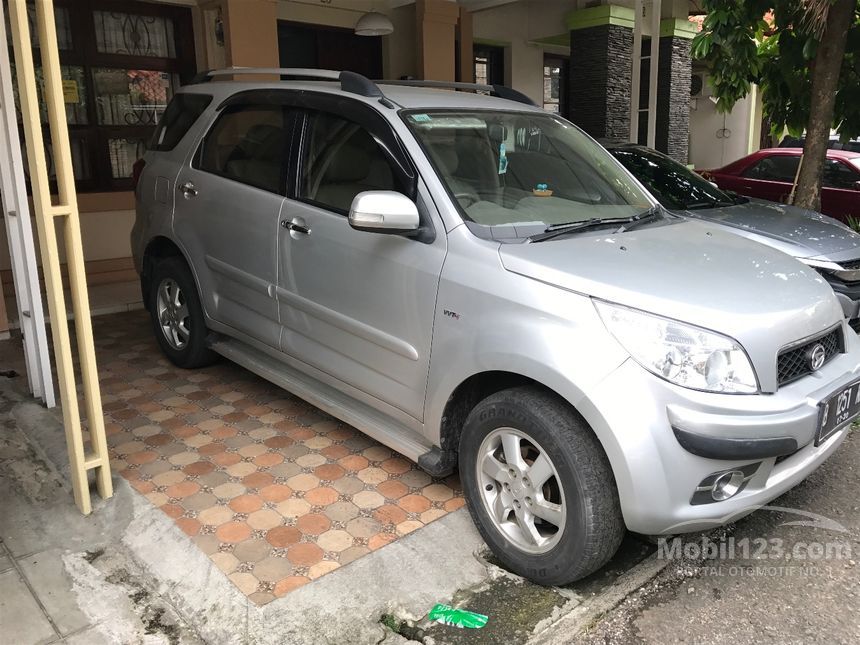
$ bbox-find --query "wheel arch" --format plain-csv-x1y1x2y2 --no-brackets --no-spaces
433,367,628,500
140,236,194,310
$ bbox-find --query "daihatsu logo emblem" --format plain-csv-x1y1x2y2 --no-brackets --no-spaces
809,344,827,371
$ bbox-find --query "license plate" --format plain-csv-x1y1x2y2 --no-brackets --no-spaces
816,379,860,446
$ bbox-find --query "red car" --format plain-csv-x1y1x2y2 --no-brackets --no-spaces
703,148,860,223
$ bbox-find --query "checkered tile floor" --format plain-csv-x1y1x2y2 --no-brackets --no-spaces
2,311,463,605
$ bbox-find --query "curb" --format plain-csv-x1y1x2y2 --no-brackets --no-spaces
528,552,669,644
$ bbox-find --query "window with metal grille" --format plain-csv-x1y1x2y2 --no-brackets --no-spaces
8,0,196,193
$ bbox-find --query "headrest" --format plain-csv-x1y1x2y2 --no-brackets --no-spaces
323,132,375,183
238,124,285,161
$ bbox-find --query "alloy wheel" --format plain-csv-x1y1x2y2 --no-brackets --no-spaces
476,427,566,554
156,277,191,351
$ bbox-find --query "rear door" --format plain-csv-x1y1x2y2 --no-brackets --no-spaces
276,100,447,421
173,98,296,348
821,158,860,221
138,92,213,243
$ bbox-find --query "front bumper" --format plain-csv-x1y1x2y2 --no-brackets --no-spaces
582,345,859,535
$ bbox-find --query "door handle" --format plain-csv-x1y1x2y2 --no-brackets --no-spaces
178,181,198,198
281,220,310,235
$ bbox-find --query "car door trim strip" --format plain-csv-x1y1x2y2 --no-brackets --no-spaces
205,254,274,297
274,285,419,361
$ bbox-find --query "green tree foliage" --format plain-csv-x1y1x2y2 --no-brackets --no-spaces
693,0,859,140
692,1,859,211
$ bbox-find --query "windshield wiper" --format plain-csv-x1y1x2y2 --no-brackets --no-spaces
528,217,636,243
613,205,661,233
686,199,734,210
528,207,661,243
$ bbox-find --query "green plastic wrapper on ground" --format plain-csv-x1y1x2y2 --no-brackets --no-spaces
428,603,489,629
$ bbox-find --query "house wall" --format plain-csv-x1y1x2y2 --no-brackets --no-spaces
472,0,571,105
689,78,762,170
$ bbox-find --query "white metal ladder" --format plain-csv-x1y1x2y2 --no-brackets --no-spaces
0,0,54,407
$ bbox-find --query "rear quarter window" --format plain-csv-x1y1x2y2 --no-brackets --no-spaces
149,93,213,152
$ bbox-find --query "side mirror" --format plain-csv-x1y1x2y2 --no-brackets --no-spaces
854,180,860,192
348,191,420,235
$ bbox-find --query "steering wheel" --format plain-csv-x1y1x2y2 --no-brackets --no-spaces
454,191,480,207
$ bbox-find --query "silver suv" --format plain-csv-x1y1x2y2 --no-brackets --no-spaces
133,69,860,585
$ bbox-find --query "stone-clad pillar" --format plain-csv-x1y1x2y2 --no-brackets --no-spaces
656,20,696,164
567,5,634,143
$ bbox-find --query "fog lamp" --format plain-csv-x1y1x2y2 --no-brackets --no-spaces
711,470,745,501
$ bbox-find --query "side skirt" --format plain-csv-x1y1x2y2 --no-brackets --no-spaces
210,336,435,466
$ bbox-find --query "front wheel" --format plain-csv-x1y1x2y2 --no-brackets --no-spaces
148,257,217,369
459,386,624,585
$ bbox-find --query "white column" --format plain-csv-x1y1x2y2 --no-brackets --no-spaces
630,0,661,147
647,0,661,148
0,0,55,407
630,0,643,142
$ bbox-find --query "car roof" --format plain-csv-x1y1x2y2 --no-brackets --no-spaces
180,79,543,113
757,147,860,160
604,143,654,153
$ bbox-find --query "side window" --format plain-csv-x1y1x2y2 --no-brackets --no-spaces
822,159,860,189
197,105,290,194
742,155,799,182
149,93,213,152
298,111,404,213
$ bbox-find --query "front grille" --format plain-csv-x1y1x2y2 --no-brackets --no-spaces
850,318,860,334
777,327,843,387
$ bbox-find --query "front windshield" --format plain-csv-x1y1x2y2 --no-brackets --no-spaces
404,110,652,229
610,147,735,210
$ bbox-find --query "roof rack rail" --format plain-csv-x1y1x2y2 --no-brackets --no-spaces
375,79,537,107
192,67,394,104
190,68,535,108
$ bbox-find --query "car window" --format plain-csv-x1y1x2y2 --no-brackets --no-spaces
822,159,860,189
742,155,799,182
610,147,734,211
405,110,651,229
197,104,290,194
149,93,212,152
298,111,405,213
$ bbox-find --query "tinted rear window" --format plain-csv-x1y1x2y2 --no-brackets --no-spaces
149,93,212,152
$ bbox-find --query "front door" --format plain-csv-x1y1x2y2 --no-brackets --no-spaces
736,153,797,203
821,158,860,221
173,102,293,348
277,108,446,421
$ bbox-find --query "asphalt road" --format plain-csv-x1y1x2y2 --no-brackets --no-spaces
581,429,860,644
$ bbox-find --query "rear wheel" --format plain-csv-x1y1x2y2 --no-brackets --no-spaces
459,386,624,585
148,257,217,369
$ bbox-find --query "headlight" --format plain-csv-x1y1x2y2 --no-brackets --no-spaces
594,300,758,393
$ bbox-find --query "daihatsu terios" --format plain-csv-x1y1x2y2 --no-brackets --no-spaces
133,69,860,585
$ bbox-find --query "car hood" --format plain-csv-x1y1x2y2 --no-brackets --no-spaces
680,199,860,261
499,219,843,391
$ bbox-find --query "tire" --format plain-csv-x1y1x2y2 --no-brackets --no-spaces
459,386,624,586
148,256,217,369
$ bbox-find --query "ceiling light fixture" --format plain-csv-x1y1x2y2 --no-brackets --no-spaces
355,10,394,36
